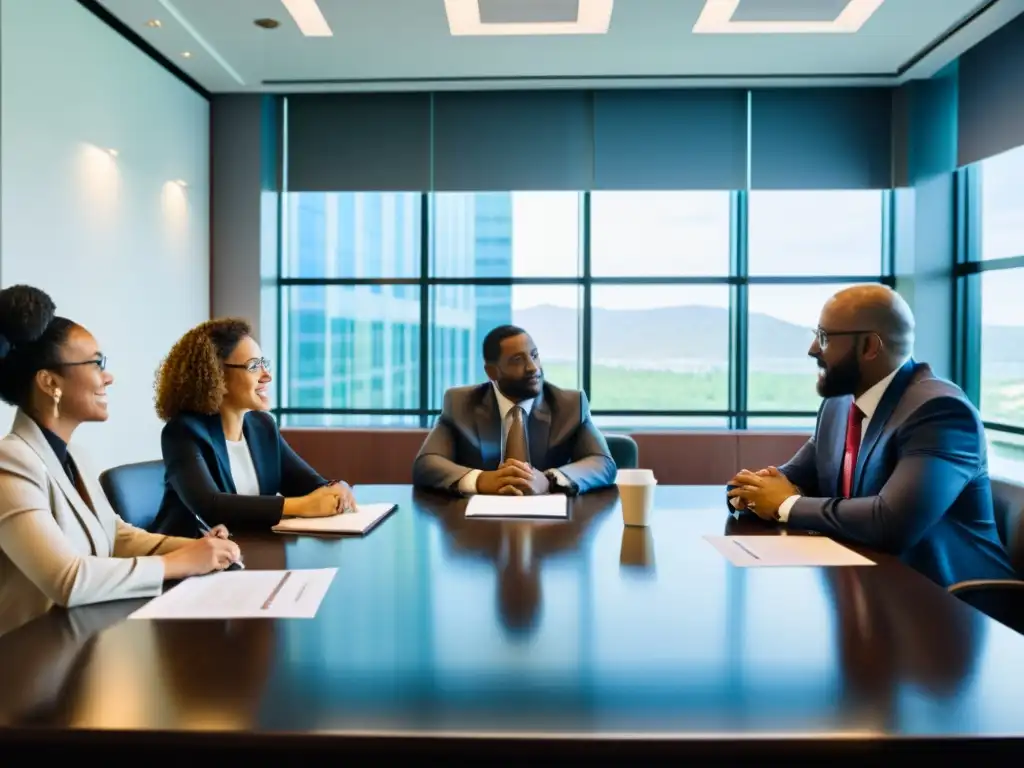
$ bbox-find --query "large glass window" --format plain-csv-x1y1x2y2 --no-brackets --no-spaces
283,192,421,279
964,146,1024,478
590,191,730,276
278,189,888,428
589,285,729,412
980,268,1024,430
431,192,581,277
747,283,861,413
427,284,582,408
979,145,1024,262
280,284,421,425
748,190,883,276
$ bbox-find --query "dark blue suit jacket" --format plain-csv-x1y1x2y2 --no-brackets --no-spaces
152,411,329,537
776,360,1016,587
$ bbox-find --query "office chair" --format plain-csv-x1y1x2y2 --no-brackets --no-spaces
98,460,166,531
948,478,1024,634
604,434,639,470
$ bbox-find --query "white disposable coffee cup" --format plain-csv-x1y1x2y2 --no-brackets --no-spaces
616,468,657,527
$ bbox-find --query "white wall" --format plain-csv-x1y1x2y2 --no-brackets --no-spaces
0,0,209,469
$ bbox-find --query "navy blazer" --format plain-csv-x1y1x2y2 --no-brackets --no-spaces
152,411,329,537
774,360,1016,587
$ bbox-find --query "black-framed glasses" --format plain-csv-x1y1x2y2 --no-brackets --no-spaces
56,355,108,371
225,357,272,374
812,328,877,350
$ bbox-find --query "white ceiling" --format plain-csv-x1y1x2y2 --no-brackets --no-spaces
93,0,1024,93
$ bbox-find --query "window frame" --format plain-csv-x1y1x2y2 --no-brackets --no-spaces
274,190,894,430
955,162,1024,441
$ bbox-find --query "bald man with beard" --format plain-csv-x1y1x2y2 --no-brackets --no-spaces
728,284,1016,588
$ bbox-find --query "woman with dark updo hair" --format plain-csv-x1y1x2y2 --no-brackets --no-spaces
0,285,240,630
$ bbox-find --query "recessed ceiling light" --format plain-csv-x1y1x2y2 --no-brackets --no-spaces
444,0,613,35
254,18,281,29
280,0,333,36
693,0,885,34
181,51,192,58
146,19,162,28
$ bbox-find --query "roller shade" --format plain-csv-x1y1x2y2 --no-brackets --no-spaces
431,90,592,191
750,88,892,189
286,93,431,191
593,89,748,190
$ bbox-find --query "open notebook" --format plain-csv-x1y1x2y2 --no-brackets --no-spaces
272,503,397,536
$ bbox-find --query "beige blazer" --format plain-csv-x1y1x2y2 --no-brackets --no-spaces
0,410,192,632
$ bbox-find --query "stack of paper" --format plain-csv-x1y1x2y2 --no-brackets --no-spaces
272,503,397,535
465,494,568,519
130,568,337,619
704,535,875,567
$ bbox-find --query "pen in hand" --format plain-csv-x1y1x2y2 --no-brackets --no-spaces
193,514,243,568
194,513,232,539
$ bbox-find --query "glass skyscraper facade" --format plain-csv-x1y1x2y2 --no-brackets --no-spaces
283,192,513,425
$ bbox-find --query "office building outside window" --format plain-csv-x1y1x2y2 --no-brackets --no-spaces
278,189,890,430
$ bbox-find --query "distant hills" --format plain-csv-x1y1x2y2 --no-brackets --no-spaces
515,304,1024,366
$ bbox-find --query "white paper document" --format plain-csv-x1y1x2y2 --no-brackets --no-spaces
272,503,396,535
465,494,568,519
129,568,337,620
705,535,875,567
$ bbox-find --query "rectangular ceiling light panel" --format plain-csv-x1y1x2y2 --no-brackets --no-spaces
281,0,333,36
445,0,613,35
693,0,884,33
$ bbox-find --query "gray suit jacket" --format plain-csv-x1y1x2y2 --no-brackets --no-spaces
412,382,616,495
778,360,1016,587
0,410,191,629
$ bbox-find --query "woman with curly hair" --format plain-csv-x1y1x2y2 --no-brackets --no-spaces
0,285,239,633
151,318,354,536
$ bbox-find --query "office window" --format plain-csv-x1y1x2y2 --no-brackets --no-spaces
980,268,1024,430
590,285,729,412
428,285,582,409
284,192,421,278
278,188,888,429
430,192,581,277
988,431,1024,481
591,192,730,276
281,285,420,417
979,145,1024,262
747,283,862,413
748,190,884,276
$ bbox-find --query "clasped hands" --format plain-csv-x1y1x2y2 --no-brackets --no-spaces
477,459,549,496
726,466,799,521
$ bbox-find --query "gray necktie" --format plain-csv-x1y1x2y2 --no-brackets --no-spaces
505,405,529,464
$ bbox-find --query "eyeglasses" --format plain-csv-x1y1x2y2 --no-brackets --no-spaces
224,357,272,374
56,355,108,371
812,328,877,351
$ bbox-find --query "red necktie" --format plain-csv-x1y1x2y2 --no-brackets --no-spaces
841,402,864,498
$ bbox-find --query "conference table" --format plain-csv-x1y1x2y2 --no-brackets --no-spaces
1,484,1023,759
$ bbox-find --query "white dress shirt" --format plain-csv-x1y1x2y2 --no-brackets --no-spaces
776,363,904,522
458,382,571,494
226,435,261,496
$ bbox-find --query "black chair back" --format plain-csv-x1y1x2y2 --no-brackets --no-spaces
98,460,166,531
993,478,1024,575
605,434,639,470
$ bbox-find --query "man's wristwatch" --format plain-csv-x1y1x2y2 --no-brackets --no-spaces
544,470,574,495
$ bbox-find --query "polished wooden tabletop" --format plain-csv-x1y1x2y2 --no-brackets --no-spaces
1,484,1023,756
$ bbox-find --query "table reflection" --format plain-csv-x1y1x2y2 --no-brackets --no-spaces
723,513,984,722
619,526,656,572
415,489,618,635
0,600,134,724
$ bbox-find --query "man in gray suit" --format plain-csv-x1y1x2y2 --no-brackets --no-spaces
727,284,1016,587
413,325,616,496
